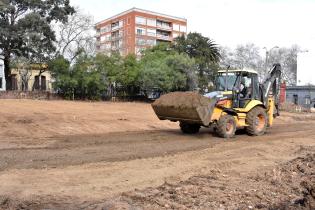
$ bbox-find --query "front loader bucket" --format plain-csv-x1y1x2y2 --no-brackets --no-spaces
151,92,217,126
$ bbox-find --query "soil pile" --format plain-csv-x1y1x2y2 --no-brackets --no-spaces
115,153,315,210
153,92,212,108
1,153,314,210
152,92,215,125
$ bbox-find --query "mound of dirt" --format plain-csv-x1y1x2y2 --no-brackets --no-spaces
153,92,212,108
103,153,315,210
152,92,215,125
268,153,315,209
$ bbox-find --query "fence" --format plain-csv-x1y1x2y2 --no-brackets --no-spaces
0,91,60,100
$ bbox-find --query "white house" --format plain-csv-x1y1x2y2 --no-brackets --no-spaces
0,58,6,91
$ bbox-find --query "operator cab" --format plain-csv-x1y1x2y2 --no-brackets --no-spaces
215,69,261,108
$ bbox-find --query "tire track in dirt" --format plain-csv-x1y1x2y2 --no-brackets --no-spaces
0,121,314,205
0,122,314,172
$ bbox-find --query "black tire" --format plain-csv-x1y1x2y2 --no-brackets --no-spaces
245,106,267,136
179,122,200,134
216,114,236,138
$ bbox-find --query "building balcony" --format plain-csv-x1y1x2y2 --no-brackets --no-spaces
111,35,123,41
111,26,120,31
156,25,172,31
146,32,156,37
111,45,124,51
156,34,172,41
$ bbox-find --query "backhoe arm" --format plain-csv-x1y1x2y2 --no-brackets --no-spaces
262,63,282,116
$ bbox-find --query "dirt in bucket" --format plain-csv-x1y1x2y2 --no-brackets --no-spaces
152,92,212,109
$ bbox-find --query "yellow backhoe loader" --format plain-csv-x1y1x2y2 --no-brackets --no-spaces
152,64,282,138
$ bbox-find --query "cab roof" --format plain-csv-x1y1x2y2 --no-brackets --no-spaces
218,69,258,74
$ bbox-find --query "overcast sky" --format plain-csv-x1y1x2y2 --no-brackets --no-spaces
73,0,315,51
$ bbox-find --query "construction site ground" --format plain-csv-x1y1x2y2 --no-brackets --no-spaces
0,99,314,209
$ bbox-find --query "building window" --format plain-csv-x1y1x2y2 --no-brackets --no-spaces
100,25,111,33
173,24,180,31
106,34,111,41
147,18,156,26
147,39,156,46
127,17,131,25
180,25,186,32
111,21,120,30
156,20,171,29
136,16,146,25
305,95,311,105
0,77,2,89
119,40,123,48
293,94,298,105
34,76,40,90
136,27,146,35
41,76,46,91
10,74,18,90
119,20,123,28
147,28,156,37
136,38,146,46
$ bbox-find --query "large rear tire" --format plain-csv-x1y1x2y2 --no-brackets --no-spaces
216,114,236,138
245,106,267,136
179,122,200,134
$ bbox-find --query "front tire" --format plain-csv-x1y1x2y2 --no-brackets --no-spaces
246,106,267,136
216,114,236,138
179,122,200,134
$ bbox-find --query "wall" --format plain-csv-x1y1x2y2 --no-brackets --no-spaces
286,86,315,109
0,59,5,91
9,69,53,91
0,91,60,100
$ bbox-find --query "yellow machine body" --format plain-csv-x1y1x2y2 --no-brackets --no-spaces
209,97,274,128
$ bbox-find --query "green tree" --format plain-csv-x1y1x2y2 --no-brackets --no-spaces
94,52,123,98
49,56,75,99
117,54,140,96
139,44,197,94
0,0,75,89
173,32,221,90
72,55,107,100
50,55,108,100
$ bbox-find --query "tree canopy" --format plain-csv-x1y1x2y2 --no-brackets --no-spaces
173,32,221,90
140,44,197,93
0,0,75,89
219,43,299,84
49,44,198,100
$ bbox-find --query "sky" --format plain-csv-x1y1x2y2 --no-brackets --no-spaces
73,0,315,49
74,0,315,84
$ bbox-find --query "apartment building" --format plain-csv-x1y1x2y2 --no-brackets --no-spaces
95,7,187,56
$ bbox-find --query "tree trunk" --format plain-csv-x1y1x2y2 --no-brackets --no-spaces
4,54,11,90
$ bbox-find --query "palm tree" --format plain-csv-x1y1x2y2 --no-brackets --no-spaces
173,32,221,89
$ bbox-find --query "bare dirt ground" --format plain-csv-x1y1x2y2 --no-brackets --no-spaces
0,99,314,210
